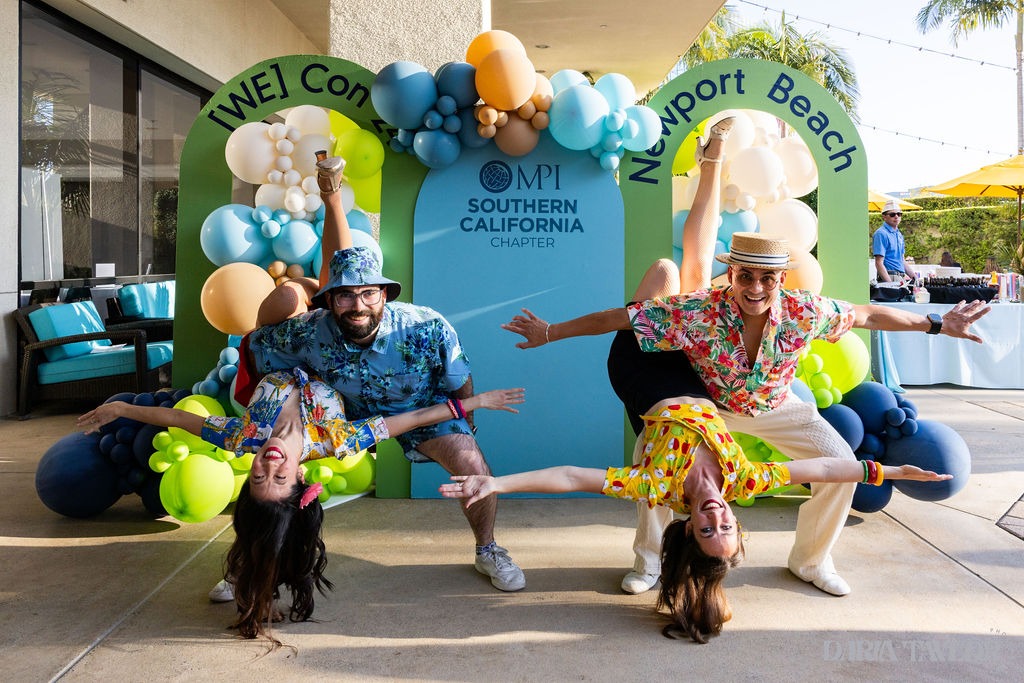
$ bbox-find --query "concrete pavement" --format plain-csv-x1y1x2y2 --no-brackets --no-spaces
1,385,1022,682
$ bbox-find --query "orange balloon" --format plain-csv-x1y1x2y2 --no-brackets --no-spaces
200,262,276,335
476,49,535,111
531,74,554,111
476,105,498,126
465,30,526,67
530,111,550,130
783,246,824,294
494,115,540,157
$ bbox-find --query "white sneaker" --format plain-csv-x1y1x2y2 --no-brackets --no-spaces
208,579,234,603
621,570,659,595
475,544,526,592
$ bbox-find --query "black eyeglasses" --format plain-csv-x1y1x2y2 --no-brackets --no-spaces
332,288,384,307
885,212,903,217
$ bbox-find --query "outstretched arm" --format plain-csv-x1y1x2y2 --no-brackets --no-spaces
501,307,631,349
785,458,951,485
438,465,607,508
852,299,990,343
381,388,524,439
78,401,205,435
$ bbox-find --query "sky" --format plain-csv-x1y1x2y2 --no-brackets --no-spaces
729,0,1018,194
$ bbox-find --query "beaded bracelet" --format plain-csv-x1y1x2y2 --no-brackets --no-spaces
446,398,466,420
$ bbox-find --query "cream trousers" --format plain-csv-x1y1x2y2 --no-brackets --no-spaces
630,392,856,581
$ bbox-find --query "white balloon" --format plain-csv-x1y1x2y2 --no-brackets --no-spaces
304,193,323,213
268,122,289,141
774,136,818,198
254,183,287,210
285,126,302,142
224,122,276,184
721,111,755,159
284,186,306,213
289,134,333,178
340,182,356,213
275,138,295,155
743,110,781,138
301,176,320,194
285,105,331,138
736,193,756,212
728,147,784,197
274,155,293,172
283,169,302,187
755,198,818,251
267,169,284,185
672,174,695,211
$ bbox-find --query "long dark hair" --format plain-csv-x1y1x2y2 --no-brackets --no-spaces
225,480,334,644
657,518,744,644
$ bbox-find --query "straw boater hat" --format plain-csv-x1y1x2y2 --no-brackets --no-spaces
311,246,402,308
715,232,799,270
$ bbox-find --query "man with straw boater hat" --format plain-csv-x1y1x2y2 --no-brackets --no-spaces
502,232,990,597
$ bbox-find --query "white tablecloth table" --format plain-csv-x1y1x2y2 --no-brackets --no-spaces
876,302,1024,388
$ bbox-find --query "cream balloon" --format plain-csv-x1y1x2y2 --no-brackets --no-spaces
721,111,755,159
254,183,287,210
224,122,276,184
774,136,818,198
743,109,781,139
285,105,331,138
340,183,356,213
284,186,306,213
672,174,695,211
728,146,784,198
756,198,819,251
289,133,332,178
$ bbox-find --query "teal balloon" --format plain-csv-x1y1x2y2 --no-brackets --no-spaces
351,229,384,268
457,108,489,148
594,73,635,111
271,219,319,266
200,204,272,267
346,209,373,235
719,210,759,244
371,61,438,130
435,61,478,109
413,129,461,168
549,69,589,96
548,84,610,151
622,105,662,152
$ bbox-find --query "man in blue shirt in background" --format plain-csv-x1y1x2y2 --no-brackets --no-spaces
873,199,918,283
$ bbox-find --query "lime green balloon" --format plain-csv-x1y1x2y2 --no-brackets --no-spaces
809,372,833,391
333,452,376,493
671,119,706,176
326,473,349,494
159,452,234,523
230,452,255,473
812,387,834,409
810,332,869,394
168,441,191,462
152,430,174,451
334,129,385,179
830,386,843,404
328,109,359,139
149,452,172,473
230,470,247,502
802,353,825,377
348,171,382,213
168,395,225,451
734,495,755,507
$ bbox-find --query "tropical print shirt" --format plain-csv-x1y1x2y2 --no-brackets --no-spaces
201,368,388,462
627,287,855,416
602,402,791,513
248,303,472,445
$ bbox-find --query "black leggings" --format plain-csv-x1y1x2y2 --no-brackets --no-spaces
606,329,710,436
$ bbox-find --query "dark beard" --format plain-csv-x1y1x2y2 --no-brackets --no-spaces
334,307,382,341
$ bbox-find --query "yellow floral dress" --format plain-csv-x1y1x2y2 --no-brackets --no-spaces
602,402,791,514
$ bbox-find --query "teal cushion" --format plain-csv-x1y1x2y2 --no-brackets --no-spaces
36,341,173,384
28,301,111,362
119,281,174,318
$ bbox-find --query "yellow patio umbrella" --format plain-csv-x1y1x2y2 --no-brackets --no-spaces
868,189,922,212
924,154,1024,251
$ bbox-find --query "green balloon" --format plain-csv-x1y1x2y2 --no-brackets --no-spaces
810,333,869,394
159,452,234,523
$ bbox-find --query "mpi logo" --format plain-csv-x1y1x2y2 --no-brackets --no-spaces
479,161,562,194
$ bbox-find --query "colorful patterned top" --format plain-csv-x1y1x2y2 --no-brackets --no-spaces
201,368,388,463
627,287,855,416
248,303,472,452
601,402,791,514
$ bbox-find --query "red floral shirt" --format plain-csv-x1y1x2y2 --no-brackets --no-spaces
628,287,855,416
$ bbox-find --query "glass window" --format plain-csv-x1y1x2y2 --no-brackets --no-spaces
19,1,207,286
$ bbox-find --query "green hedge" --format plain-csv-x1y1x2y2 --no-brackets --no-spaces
867,196,1021,273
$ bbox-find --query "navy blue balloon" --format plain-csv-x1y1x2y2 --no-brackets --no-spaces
819,403,865,452
137,475,167,518
859,432,884,457
435,61,479,109
900,418,919,436
172,388,192,402
133,424,165,468
132,392,157,407
885,407,906,427
109,443,133,466
36,432,121,518
851,480,894,513
115,426,137,444
98,433,117,456
888,420,971,501
154,390,173,404
841,381,898,435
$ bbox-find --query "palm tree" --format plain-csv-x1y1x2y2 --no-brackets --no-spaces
916,1,1024,155
674,10,860,121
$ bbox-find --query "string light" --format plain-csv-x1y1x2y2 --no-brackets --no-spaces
858,123,1011,156
737,0,1016,71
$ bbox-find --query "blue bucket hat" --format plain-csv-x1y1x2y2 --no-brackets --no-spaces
311,246,401,308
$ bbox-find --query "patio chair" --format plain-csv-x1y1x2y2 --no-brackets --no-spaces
104,281,175,342
13,300,173,416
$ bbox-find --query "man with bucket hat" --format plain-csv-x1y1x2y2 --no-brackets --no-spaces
502,232,989,598
244,237,526,591
873,199,918,283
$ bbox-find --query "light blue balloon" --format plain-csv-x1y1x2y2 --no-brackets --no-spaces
371,61,438,130
261,219,281,239
219,347,240,366
602,131,623,152
346,209,373,235
672,210,690,248
599,152,620,172
272,219,319,266
594,73,636,111
549,69,589,96
218,364,238,384
712,240,729,278
272,209,292,225
351,229,384,267
413,129,461,168
719,209,759,244
548,84,610,151
435,61,478,109
622,105,662,152
251,205,273,223
199,379,221,397
199,204,272,267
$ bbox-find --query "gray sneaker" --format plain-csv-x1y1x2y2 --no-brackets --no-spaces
208,578,234,603
475,544,526,592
